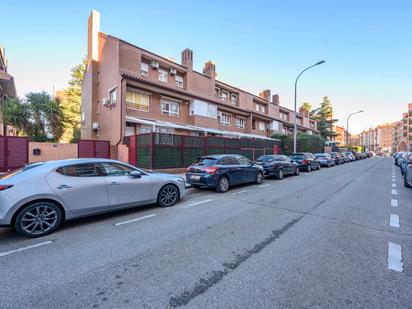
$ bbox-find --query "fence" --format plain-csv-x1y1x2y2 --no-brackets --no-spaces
127,133,281,169
0,136,29,172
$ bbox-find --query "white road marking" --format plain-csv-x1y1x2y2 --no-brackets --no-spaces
258,184,271,188
392,183,396,188
391,189,398,195
114,214,157,226
390,214,400,228
232,190,248,195
187,199,213,207
391,199,399,207
388,242,403,272
0,241,53,258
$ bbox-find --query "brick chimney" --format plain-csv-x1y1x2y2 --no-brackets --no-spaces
259,89,271,102
272,94,279,106
203,61,216,79
181,49,193,70
87,10,100,66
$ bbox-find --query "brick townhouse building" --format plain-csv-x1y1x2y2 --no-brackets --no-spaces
0,46,16,135
81,10,318,148
359,123,395,153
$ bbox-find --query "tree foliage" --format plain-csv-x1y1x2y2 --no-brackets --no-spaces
271,133,325,154
61,56,87,143
310,96,338,140
271,133,292,155
2,91,65,142
301,102,312,113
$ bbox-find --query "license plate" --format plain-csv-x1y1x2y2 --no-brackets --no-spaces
191,175,201,181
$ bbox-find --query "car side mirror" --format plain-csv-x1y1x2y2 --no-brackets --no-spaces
130,171,142,178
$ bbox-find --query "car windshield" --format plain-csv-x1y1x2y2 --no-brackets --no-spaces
192,157,218,166
0,163,45,180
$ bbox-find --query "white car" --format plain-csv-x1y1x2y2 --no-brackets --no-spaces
0,159,186,237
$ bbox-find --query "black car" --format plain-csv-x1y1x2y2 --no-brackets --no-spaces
255,155,300,179
186,154,264,193
290,153,320,172
330,152,345,165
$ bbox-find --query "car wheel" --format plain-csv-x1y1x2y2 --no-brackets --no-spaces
307,164,311,172
256,171,264,184
15,201,63,238
327,162,331,168
276,169,284,180
158,184,179,207
294,167,300,176
216,176,230,193
404,176,411,188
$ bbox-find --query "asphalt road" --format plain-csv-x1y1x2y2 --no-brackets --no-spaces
0,157,411,308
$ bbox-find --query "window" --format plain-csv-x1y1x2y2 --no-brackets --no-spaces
126,88,150,112
109,88,117,105
220,112,231,126
252,119,256,130
215,87,221,98
219,156,238,165
261,105,265,113
158,69,168,83
236,156,251,165
236,117,246,129
175,75,184,88
99,162,134,177
141,62,149,77
160,99,180,117
221,91,228,102
140,126,151,134
255,103,259,112
258,121,266,131
125,126,135,136
56,164,100,177
231,94,238,105
280,112,289,121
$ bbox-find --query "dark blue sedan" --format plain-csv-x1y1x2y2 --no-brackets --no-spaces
186,154,264,192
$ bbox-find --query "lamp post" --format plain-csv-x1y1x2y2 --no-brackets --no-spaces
293,60,325,153
346,110,363,148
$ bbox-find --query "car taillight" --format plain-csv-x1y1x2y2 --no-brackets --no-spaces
202,166,219,174
186,167,191,173
0,185,13,191
302,160,309,164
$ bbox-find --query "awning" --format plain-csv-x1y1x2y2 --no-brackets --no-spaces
125,116,278,141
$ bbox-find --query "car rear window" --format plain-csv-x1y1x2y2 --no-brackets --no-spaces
192,158,218,166
290,154,305,159
0,163,45,180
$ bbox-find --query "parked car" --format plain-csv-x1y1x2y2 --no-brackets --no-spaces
186,154,264,193
330,152,345,165
255,155,300,179
340,152,350,163
345,151,356,162
404,160,412,188
0,159,186,238
314,153,336,167
290,153,320,172
394,152,405,166
400,152,412,176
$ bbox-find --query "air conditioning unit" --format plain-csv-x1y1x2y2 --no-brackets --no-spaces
102,97,109,107
92,122,100,131
151,60,159,69
170,68,177,75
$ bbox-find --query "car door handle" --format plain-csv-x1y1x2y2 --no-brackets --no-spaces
57,185,72,189
109,182,120,185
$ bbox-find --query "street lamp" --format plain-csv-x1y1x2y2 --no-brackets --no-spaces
293,60,325,153
346,110,363,147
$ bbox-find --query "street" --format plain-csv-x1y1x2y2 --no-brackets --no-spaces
0,157,411,308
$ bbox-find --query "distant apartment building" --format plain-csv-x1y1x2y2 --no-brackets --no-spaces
0,47,16,135
359,122,396,153
332,125,345,146
81,10,318,147
393,103,412,152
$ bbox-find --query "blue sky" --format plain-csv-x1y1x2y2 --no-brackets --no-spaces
1,0,411,133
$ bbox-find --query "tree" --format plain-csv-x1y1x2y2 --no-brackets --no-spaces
301,102,312,113
311,96,338,140
296,132,325,153
271,133,292,155
61,56,87,143
2,91,65,142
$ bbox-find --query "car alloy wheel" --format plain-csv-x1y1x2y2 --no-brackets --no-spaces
256,172,264,184
158,184,179,207
15,202,62,238
217,176,230,193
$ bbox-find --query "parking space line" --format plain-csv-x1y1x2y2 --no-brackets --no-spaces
388,242,403,272
114,214,157,226
187,199,213,207
232,190,248,195
391,189,397,195
258,184,271,188
392,183,396,188
390,214,400,228
0,241,53,258
391,199,399,207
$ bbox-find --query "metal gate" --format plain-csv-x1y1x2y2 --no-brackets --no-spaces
78,140,110,159
0,136,29,172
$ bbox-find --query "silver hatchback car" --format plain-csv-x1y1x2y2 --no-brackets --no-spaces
0,159,186,237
